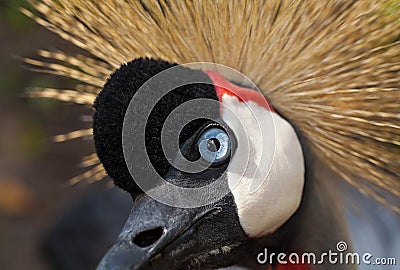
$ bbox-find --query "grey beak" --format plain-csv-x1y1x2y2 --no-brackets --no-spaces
96,194,213,270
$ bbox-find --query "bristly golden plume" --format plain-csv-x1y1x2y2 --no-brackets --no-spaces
21,0,400,212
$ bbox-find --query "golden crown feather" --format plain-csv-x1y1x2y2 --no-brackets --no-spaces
21,0,400,212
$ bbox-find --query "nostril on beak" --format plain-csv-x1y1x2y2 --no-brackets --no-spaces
132,227,164,248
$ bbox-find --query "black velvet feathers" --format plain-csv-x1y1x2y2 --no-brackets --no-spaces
93,58,218,194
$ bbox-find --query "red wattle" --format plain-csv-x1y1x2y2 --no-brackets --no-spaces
266,262,312,270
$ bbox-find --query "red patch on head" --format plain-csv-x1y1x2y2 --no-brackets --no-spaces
205,70,274,111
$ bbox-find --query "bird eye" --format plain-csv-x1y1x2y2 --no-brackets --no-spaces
197,127,231,165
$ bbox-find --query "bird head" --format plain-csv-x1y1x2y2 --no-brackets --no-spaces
93,58,305,269
21,1,400,268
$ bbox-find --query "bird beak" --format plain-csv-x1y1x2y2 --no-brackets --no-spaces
96,194,218,270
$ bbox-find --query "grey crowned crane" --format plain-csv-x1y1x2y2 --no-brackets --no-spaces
23,1,399,270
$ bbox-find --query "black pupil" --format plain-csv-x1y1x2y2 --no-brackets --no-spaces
206,138,220,152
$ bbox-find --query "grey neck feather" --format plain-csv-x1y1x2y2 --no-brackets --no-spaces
242,135,357,270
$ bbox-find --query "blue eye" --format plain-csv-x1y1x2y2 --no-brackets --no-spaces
197,127,231,164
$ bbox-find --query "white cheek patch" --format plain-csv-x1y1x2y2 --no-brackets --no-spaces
221,94,305,237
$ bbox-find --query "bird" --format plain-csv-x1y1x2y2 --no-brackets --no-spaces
21,0,399,269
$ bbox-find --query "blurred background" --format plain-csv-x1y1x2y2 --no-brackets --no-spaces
0,1,398,270
0,1,131,269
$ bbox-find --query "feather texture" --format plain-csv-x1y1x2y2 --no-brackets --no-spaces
22,0,400,211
